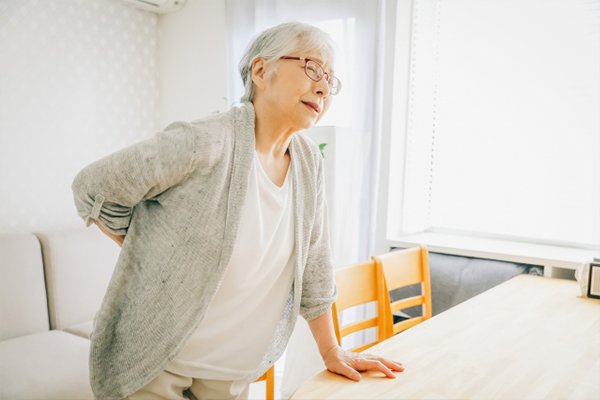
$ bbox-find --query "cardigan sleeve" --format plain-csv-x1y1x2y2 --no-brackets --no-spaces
299,152,339,321
71,121,199,236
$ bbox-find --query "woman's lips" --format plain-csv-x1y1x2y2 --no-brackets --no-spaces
303,102,318,115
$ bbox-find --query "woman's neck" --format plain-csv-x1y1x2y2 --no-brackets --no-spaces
253,99,294,159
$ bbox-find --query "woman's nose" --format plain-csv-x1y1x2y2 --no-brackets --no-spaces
314,76,330,97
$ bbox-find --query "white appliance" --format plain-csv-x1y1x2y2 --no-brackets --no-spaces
119,0,187,14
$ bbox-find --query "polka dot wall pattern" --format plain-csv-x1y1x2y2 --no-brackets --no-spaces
0,0,161,234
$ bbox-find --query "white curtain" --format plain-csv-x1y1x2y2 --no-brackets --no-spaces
223,0,388,397
402,0,600,247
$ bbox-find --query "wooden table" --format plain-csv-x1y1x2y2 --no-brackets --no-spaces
290,275,600,399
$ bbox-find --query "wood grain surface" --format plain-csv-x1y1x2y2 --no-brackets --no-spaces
290,275,600,399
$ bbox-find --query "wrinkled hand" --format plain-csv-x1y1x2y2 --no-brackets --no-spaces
321,345,404,382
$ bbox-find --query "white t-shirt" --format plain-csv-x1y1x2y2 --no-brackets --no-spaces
164,149,295,381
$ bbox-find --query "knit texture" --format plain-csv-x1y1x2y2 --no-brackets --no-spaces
71,100,338,400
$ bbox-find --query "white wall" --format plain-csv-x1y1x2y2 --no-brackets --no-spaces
0,0,228,235
158,0,228,128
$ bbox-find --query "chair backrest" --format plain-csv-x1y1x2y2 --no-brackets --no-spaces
331,260,387,352
0,233,50,341
372,245,432,339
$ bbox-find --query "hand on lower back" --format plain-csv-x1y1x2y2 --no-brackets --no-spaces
93,220,125,247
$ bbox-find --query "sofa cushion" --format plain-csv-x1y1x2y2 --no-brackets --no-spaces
64,320,93,339
33,227,120,330
0,329,93,400
0,233,50,341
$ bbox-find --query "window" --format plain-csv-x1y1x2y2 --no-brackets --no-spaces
399,0,600,248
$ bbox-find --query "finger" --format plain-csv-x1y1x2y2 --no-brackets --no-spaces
380,358,405,371
364,360,396,379
359,354,404,373
335,362,361,382
358,353,403,369
361,353,402,366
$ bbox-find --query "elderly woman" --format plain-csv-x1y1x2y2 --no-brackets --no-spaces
72,21,404,400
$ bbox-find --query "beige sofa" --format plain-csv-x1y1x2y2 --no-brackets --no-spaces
0,227,120,400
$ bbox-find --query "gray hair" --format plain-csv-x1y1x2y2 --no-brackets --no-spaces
238,21,338,104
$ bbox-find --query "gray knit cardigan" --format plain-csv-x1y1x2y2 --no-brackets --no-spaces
71,100,338,400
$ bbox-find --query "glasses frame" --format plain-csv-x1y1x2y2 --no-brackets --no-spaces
279,56,342,96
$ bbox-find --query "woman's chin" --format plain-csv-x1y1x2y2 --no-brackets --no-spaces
301,120,316,130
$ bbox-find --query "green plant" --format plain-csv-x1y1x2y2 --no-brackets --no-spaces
319,143,327,158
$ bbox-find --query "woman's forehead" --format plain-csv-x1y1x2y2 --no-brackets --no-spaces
307,55,335,75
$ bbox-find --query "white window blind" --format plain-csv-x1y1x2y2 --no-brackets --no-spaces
402,0,600,248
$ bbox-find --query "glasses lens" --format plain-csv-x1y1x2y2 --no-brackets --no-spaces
329,76,341,95
306,60,341,95
305,60,323,81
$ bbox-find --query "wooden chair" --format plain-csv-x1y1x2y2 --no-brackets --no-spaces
331,261,387,352
253,365,274,400
372,245,432,340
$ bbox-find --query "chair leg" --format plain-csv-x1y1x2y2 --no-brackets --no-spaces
266,365,275,400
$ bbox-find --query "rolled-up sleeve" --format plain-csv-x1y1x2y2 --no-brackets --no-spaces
71,121,197,236
299,153,338,321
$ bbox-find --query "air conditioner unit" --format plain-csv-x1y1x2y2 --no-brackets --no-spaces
119,0,187,14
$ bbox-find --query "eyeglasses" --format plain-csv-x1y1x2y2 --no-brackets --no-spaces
279,56,342,96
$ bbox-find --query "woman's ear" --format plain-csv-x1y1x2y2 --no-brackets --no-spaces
251,57,269,90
